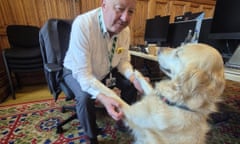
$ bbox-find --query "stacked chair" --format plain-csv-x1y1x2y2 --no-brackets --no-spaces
2,25,43,99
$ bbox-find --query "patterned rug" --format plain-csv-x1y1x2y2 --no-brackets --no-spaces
0,80,240,144
0,98,132,144
207,80,240,144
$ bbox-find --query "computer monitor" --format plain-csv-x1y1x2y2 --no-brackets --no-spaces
209,0,240,39
144,15,170,46
198,18,213,44
198,18,228,59
174,11,204,43
166,20,197,48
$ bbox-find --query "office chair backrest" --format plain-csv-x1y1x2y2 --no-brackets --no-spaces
7,25,40,48
40,19,72,65
39,19,73,99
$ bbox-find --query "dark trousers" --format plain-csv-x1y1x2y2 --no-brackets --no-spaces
63,68,137,139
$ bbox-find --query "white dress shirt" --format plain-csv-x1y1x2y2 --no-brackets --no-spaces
64,7,134,98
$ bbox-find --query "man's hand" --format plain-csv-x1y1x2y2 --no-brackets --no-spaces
96,93,123,120
112,87,121,96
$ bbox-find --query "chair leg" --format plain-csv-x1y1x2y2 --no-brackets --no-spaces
62,105,76,112
15,73,21,89
2,52,15,99
56,113,77,134
8,73,15,99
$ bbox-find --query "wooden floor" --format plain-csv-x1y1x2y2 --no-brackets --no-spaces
0,84,64,106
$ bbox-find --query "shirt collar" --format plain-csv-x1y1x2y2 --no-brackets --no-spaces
98,8,119,39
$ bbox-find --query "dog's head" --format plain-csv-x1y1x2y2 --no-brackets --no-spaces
157,43,225,113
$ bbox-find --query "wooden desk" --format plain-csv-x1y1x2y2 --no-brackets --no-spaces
130,50,240,83
130,50,163,81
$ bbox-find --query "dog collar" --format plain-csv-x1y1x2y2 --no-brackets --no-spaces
157,93,195,112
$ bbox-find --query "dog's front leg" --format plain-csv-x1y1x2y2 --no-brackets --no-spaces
134,70,153,95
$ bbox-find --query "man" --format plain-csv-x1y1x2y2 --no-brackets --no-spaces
63,0,144,143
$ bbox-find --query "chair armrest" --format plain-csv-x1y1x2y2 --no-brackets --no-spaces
44,63,62,72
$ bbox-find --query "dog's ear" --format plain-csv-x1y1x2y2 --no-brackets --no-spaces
177,67,224,111
176,68,211,109
178,68,209,93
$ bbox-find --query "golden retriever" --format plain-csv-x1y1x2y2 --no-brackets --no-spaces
98,43,225,144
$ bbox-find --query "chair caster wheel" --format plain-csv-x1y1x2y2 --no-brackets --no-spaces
56,126,64,134
61,108,66,113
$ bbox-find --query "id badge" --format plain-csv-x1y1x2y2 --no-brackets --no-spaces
106,77,116,88
105,72,116,88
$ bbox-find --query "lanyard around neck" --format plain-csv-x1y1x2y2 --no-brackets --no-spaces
98,9,118,71
108,36,118,71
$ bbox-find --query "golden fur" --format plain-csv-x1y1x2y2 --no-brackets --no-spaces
99,43,225,144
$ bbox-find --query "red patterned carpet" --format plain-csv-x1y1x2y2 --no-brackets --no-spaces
0,98,132,144
206,80,240,144
0,80,240,144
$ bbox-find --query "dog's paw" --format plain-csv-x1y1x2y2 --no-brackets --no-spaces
134,70,144,81
134,70,153,95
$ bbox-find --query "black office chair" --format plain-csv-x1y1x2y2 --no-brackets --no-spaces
39,18,77,134
2,25,43,99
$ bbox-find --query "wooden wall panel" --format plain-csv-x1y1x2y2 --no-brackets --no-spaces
79,0,101,14
189,3,201,13
182,0,215,5
8,0,26,24
168,1,191,22
0,0,78,49
35,0,50,26
35,0,77,26
200,4,215,18
0,1,13,31
130,0,149,45
0,0,215,48
0,37,9,49
155,0,169,17
23,0,41,25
